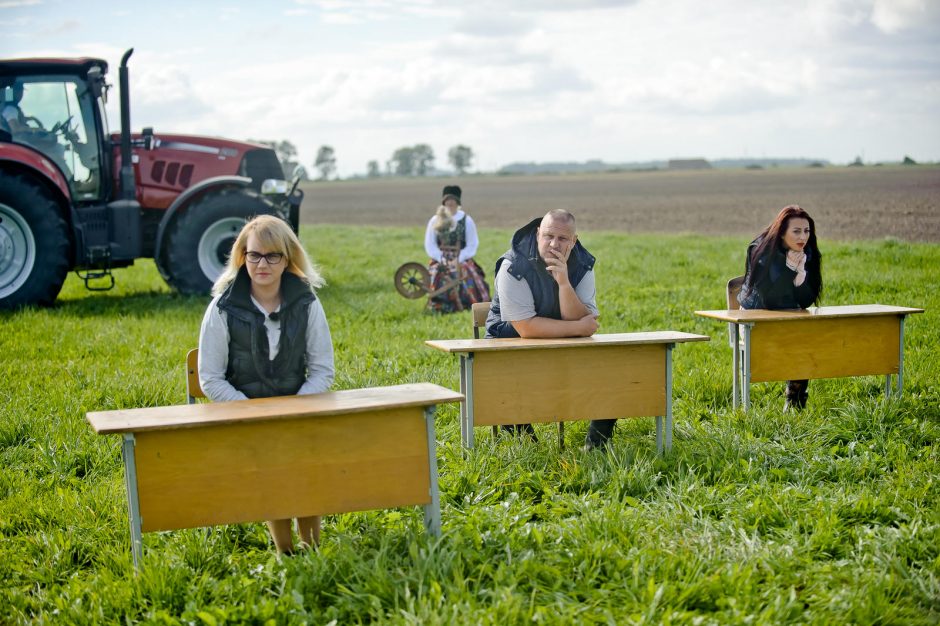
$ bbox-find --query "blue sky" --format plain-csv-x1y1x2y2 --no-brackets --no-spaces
3,0,939,176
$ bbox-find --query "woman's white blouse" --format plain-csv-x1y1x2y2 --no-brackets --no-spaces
423,209,480,263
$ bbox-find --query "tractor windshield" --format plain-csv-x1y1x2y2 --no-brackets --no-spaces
0,75,102,200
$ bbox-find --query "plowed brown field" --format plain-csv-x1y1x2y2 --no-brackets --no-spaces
299,165,940,242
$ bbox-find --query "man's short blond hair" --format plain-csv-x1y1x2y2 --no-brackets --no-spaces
542,209,576,229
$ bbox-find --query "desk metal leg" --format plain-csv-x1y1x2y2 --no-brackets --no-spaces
655,416,663,455
458,356,468,445
732,323,740,409
655,345,675,455
465,353,475,449
897,316,906,396
665,344,674,453
423,407,441,537
742,324,752,411
121,433,143,569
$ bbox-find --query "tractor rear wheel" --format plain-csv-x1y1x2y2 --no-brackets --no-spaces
0,172,70,310
163,188,274,295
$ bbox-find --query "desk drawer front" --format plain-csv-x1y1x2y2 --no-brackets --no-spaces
134,406,431,532
471,344,666,425
750,316,900,382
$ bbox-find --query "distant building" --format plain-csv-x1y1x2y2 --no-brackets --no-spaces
668,158,712,170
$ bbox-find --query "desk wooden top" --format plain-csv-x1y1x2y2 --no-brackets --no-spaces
87,383,464,434
694,304,924,323
425,331,710,354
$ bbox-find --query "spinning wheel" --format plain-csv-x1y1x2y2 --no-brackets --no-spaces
394,263,431,299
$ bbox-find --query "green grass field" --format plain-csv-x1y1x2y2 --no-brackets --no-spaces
1,225,938,624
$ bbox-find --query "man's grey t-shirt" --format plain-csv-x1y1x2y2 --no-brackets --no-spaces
495,262,598,322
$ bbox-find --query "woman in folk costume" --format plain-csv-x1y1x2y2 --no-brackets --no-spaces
423,185,490,312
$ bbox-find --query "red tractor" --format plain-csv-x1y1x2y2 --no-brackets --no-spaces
0,49,301,309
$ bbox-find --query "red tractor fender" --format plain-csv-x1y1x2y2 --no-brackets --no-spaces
153,174,253,264
0,143,72,200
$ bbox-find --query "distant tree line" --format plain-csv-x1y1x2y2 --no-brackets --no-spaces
250,138,474,181
250,141,920,180
377,143,474,178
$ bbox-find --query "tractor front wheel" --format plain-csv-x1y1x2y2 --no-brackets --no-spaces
0,172,70,309
163,188,274,295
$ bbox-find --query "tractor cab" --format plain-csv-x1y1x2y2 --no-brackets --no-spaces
1,50,301,310
0,63,107,202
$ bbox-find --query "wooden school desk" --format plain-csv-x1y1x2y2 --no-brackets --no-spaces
694,304,924,410
87,383,463,567
426,332,709,453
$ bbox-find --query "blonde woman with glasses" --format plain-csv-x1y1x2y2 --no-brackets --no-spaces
198,214,334,554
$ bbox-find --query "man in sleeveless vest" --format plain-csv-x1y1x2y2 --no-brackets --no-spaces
484,210,615,450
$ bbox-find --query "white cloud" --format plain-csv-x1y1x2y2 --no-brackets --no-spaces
452,13,533,38
871,0,929,33
806,0,872,38
36,18,80,36
4,0,938,174
0,0,40,8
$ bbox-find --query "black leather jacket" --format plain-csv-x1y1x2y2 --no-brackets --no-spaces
738,237,819,309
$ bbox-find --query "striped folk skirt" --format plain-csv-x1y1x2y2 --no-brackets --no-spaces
427,257,490,313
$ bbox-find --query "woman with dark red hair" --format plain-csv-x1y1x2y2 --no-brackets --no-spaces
738,205,823,410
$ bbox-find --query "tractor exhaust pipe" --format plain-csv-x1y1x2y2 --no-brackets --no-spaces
107,48,143,262
119,48,135,201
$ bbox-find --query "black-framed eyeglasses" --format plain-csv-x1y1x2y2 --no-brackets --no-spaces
245,251,284,264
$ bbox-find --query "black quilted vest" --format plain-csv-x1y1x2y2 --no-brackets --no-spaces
217,267,315,399
485,217,595,338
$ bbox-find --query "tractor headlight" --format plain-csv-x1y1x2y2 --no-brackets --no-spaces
260,179,288,195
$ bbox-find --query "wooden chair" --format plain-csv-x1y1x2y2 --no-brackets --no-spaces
726,276,745,348
471,302,490,339
186,348,205,404
471,301,565,449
